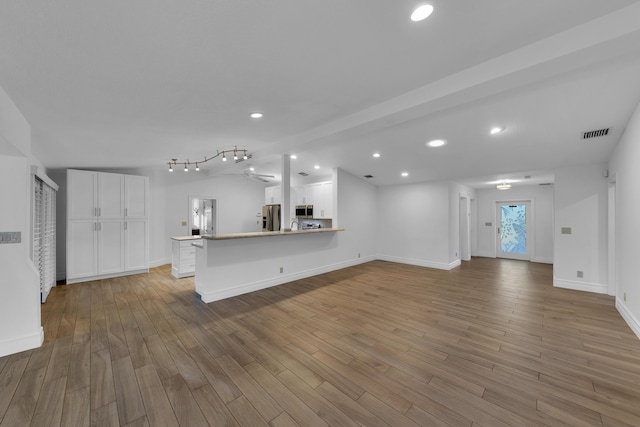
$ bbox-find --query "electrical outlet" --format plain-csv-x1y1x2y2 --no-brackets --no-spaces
624,292,627,302
577,271,583,278
181,221,187,227
358,253,361,258
280,267,283,274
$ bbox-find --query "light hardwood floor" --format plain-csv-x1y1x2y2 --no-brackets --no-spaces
1,258,640,426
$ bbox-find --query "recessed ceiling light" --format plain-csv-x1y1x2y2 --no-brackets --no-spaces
490,126,505,135
314,165,320,169
249,167,255,171
373,153,381,158
411,4,434,22
401,172,409,177
290,154,297,159
250,112,263,119
427,139,447,147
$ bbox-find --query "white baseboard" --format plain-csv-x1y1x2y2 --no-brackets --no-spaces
66,268,149,285
0,327,44,358
149,258,171,268
532,256,553,264
553,277,608,294
475,251,495,258
616,299,640,340
197,256,375,303
377,255,460,271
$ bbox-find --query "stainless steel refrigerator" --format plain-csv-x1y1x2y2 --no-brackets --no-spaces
262,204,281,231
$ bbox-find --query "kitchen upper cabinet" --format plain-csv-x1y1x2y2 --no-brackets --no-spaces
67,169,149,284
295,185,314,205
294,181,333,218
265,185,281,205
313,181,333,219
124,175,148,218
67,170,123,219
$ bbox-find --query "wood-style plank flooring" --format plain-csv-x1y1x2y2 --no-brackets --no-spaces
1,258,640,426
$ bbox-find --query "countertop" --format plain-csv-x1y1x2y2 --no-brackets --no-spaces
170,235,203,241
201,228,345,241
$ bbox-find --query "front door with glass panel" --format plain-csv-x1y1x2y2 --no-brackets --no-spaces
497,202,530,260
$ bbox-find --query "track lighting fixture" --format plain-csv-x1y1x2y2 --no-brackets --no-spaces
166,147,249,171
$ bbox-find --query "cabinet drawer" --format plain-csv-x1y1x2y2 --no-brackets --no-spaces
180,246,196,259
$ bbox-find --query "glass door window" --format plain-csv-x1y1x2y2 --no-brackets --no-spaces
497,202,530,260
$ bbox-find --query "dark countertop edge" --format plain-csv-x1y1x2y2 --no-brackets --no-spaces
201,228,345,240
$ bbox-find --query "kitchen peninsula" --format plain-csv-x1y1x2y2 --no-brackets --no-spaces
194,228,344,303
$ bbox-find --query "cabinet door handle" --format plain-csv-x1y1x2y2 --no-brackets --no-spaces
124,222,127,230
98,222,101,231
125,208,128,217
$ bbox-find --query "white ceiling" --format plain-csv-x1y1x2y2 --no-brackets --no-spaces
1,0,640,188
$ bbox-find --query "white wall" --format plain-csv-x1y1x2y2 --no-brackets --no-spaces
335,168,377,261
163,172,266,260
195,168,378,302
475,184,554,263
377,181,454,269
553,164,608,294
609,99,640,338
0,86,43,357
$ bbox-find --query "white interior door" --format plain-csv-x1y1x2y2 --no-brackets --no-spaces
496,201,531,260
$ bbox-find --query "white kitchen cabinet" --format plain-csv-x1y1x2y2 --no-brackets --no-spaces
171,239,197,278
68,170,124,219
124,175,148,218
297,185,313,205
97,220,125,274
265,185,281,205
125,219,148,271
311,181,333,219
67,169,149,284
67,220,99,279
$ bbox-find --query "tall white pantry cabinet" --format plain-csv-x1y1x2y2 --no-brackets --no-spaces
66,169,149,284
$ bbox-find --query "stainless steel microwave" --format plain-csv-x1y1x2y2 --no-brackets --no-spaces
295,205,313,218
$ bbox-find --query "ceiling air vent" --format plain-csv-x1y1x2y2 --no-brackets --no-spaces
364,175,374,179
298,172,309,176
583,128,610,139
539,183,553,186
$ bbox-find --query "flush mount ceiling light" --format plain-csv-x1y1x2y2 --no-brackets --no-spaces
490,126,506,135
250,112,263,119
314,165,320,169
496,182,512,190
290,155,297,159
426,139,447,148
401,172,409,177
411,4,434,21
166,146,249,172
373,153,381,158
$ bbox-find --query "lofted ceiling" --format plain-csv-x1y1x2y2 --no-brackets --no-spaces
1,1,640,188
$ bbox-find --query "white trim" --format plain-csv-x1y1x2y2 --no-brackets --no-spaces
616,299,640,340
30,165,59,191
197,256,375,303
475,251,496,258
532,256,553,264
150,258,171,268
553,277,608,294
0,327,44,358
377,255,460,271
66,268,149,285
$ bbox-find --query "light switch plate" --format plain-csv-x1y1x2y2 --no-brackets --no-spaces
0,231,21,244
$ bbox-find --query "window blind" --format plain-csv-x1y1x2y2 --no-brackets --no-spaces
33,175,57,302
